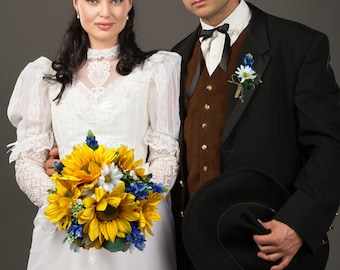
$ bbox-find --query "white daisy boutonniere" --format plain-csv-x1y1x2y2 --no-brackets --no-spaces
228,53,262,103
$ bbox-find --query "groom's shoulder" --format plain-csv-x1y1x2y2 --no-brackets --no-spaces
172,27,199,54
251,3,322,39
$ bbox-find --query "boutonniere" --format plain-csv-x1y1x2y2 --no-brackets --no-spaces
228,53,262,103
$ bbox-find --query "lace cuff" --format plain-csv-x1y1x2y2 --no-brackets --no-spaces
144,128,179,193
8,131,54,163
144,128,179,155
15,149,54,207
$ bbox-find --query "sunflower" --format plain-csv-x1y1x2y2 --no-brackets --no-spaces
115,146,147,179
76,182,140,245
58,143,118,190
45,179,82,231
138,192,164,236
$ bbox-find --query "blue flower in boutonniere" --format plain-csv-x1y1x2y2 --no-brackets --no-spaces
228,53,262,103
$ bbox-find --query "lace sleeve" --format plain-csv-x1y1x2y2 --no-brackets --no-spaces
144,129,179,194
144,52,181,193
7,57,55,207
15,149,54,207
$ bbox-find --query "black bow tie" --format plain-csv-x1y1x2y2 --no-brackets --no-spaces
199,23,229,40
186,23,231,98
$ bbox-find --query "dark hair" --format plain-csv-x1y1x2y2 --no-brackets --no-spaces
47,6,156,102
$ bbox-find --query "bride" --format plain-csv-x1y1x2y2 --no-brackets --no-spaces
7,0,180,269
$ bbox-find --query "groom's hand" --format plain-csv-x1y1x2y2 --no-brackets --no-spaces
45,147,60,176
253,219,303,270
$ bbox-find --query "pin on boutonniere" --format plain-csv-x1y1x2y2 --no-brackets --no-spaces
228,53,262,103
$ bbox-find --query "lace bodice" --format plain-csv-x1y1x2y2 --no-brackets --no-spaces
8,48,181,207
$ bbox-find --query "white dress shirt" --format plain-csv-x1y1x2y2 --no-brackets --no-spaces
200,0,252,75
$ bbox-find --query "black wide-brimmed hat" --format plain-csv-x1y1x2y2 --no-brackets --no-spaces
182,167,291,270
182,167,330,270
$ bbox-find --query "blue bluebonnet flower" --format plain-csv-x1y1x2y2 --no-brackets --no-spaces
242,53,254,67
152,182,166,193
126,222,146,251
126,182,149,200
52,162,64,174
65,222,84,244
86,130,99,150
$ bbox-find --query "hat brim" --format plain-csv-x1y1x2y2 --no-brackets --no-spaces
182,167,290,270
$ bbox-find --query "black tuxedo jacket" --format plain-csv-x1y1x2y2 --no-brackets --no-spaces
172,3,340,268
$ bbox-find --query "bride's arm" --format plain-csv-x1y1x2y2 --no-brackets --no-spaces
8,57,55,207
144,52,181,193
15,148,54,207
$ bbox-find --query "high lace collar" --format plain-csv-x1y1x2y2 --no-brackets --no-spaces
87,45,119,60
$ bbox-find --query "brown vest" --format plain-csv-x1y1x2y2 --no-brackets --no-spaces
184,29,248,197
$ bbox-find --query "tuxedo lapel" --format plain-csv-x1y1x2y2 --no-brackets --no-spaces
172,27,201,179
222,4,271,143
173,26,201,81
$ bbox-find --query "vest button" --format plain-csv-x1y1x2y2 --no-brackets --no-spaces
201,144,208,150
201,123,208,129
179,180,184,188
203,165,208,172
206,85,213,91
321,239,328,245
204,104,211,110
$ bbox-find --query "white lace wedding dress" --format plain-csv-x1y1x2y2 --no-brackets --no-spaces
7,46,181,270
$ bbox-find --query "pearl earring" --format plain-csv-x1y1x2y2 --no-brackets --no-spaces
76,12,80,19
127,15,129,20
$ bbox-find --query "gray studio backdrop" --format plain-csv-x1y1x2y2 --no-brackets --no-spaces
0,1,339,269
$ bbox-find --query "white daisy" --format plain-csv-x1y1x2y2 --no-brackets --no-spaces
235,65,257,83
98,163,123,193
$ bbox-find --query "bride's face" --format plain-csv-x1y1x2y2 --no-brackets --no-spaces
73,0,132,49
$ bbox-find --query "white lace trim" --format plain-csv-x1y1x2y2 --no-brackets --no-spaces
143,128,179,155
87,58,111,91
15,149,54,207
8,131,54,163
147,149,179,194
144,128,179,192
87,45,119,60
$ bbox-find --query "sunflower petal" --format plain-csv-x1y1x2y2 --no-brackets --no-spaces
88,218,99,241
107,220,118,242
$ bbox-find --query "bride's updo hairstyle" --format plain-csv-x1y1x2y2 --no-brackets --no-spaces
48,6,155,102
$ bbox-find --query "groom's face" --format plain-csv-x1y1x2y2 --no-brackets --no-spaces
181,0,239,26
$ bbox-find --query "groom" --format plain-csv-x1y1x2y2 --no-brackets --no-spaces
171,0,340,269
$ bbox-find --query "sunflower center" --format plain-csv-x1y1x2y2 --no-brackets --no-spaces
96,205,119,221
64,190,74,198
82,163,90,174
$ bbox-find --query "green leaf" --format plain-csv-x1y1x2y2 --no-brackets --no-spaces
145,173,153,183
103,238,127,252
87,130,95,138
47,188,56,194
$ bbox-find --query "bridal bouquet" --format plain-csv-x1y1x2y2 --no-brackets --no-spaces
45,130,167,252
